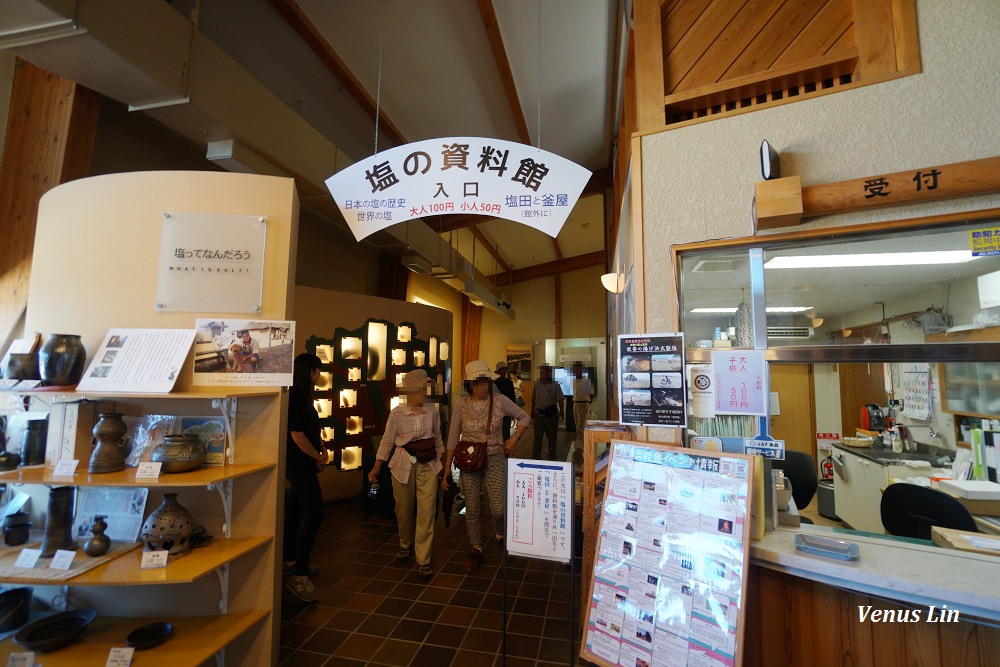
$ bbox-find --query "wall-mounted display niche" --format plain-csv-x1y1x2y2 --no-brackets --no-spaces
306,320,450,471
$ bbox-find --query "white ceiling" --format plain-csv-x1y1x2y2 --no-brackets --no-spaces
194,0,619,277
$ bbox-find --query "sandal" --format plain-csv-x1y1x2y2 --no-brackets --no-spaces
464,548,484,573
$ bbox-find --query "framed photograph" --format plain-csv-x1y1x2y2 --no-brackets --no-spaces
506,344,533,381
193,319,295,387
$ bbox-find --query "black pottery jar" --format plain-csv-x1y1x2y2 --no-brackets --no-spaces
20,419,48,466
39,334,86,387
3,512,31,547
40,486,77,557
83,515,111,557
151,434,206,474
89,412,130,474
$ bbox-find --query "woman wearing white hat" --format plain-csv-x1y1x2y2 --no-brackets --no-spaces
369,369,444,579
443,359,530,573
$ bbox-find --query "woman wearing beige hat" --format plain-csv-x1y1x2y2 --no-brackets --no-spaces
369,369,444,579
443,359,530,573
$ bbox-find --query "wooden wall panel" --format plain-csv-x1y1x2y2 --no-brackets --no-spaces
747,566,1000,666
775,0,853,67
664,1,745,93
0,58,100,340
726,1,825,78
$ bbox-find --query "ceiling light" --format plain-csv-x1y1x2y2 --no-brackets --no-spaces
765,251,976,269
690,306,813,314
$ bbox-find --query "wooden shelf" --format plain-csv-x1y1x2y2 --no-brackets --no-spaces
0,463,274,487
0,610,269,665
2,536,271,586
11,387,282,400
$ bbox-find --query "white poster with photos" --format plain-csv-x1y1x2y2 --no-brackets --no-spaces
581,441,754,667
618,333,686,428
192,319,295,386
77,329,196,393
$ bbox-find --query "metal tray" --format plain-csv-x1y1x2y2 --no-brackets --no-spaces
794,533,860,561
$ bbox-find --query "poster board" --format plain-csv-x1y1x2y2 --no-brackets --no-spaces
580,441,755,667
506,458,573,563
618,333,686,428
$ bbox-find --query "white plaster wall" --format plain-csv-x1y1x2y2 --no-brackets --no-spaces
641,0,1000,335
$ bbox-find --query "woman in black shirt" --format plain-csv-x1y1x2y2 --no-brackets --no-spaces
283,353,327,603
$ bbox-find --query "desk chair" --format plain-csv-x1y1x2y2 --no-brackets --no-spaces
881,483,978,540
772,451,818,523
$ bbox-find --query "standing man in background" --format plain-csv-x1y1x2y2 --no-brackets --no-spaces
572,362,595,443
494,361,517,441
532,364,564,460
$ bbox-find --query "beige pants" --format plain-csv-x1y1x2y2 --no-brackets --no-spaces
391,462,438,566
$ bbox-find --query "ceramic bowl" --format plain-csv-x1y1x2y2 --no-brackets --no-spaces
14,608,97,652
0,587,33,632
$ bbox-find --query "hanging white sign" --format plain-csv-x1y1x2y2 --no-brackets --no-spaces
325,137,592,241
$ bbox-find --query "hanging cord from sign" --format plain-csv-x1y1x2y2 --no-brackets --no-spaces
535,0,542,150
373,0,386,156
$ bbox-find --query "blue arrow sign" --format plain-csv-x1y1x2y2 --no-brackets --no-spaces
516,461,563,471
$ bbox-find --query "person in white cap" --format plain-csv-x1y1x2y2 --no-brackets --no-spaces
369,369,444,579
442,359,531,573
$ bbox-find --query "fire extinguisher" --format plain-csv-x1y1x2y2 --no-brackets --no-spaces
821,455,834,480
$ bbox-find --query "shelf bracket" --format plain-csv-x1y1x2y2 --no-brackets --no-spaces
211,397,238,465
207,478,234,538
216,562,230,614
214,647,227,667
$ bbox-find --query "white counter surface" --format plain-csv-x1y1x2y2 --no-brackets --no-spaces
751,524,1000,623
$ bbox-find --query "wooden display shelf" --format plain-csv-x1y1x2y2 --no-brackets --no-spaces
0,463,274,487
3,536,271,586
0,610,269,665
13,387,282,400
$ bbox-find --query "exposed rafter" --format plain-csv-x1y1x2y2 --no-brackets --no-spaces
269,0,408,147
470,224,511,274
491,250,604,285
476,0,531,145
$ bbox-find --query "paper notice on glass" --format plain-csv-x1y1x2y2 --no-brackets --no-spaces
689,363,715,419
77,329,195,393
75,487,148,542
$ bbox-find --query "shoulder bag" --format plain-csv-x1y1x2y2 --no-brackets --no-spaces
453,393,493,472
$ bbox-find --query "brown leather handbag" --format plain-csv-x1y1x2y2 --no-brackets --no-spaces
453,394,493,472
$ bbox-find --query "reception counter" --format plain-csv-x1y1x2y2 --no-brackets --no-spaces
744,525,1000,666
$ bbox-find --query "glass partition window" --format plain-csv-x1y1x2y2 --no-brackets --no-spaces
679,249,752,346
680,220,1000,347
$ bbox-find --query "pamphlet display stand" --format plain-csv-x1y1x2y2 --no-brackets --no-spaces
580,441,755,667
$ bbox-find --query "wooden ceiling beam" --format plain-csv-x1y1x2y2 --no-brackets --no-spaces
470,224,511,274
476,0,532,145
492,250,604,286
269,0,408,147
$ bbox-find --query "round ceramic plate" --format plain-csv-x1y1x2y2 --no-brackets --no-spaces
125,621,174,650
14,608,97,652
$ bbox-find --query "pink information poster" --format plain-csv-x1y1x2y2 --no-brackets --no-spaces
711,349,767,416
581,441,754,667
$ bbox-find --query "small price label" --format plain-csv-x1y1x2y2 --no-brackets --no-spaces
53,459,79,477
50,549,77,570
141,550,169,569
135,462,162,479
6,652,35,667
105,646,135,666
14,548,41,569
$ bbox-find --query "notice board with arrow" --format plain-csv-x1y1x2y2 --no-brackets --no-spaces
506,458,575,563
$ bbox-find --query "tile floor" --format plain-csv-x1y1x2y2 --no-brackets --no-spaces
279,427,592,666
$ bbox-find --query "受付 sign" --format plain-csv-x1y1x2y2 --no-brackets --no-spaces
325,137,591,241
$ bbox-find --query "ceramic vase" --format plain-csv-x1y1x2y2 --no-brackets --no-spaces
39,334,86,387
40,486,77,557
20,419,48,466
3,353,40,381
89,412,130,473
141,493,194,556
83,515,111,557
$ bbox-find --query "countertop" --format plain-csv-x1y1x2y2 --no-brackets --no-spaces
831,442,951,468
751,524,1000,623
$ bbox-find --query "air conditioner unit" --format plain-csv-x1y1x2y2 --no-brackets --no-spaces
767,326,814,339
401,254,433,274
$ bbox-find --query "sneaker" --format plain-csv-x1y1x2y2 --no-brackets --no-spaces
464,549,484,574
282,561,319,576
418,563,434,579
286,576,318,604
396,547,411,561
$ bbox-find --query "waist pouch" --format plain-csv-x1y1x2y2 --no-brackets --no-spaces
403,437,437,463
